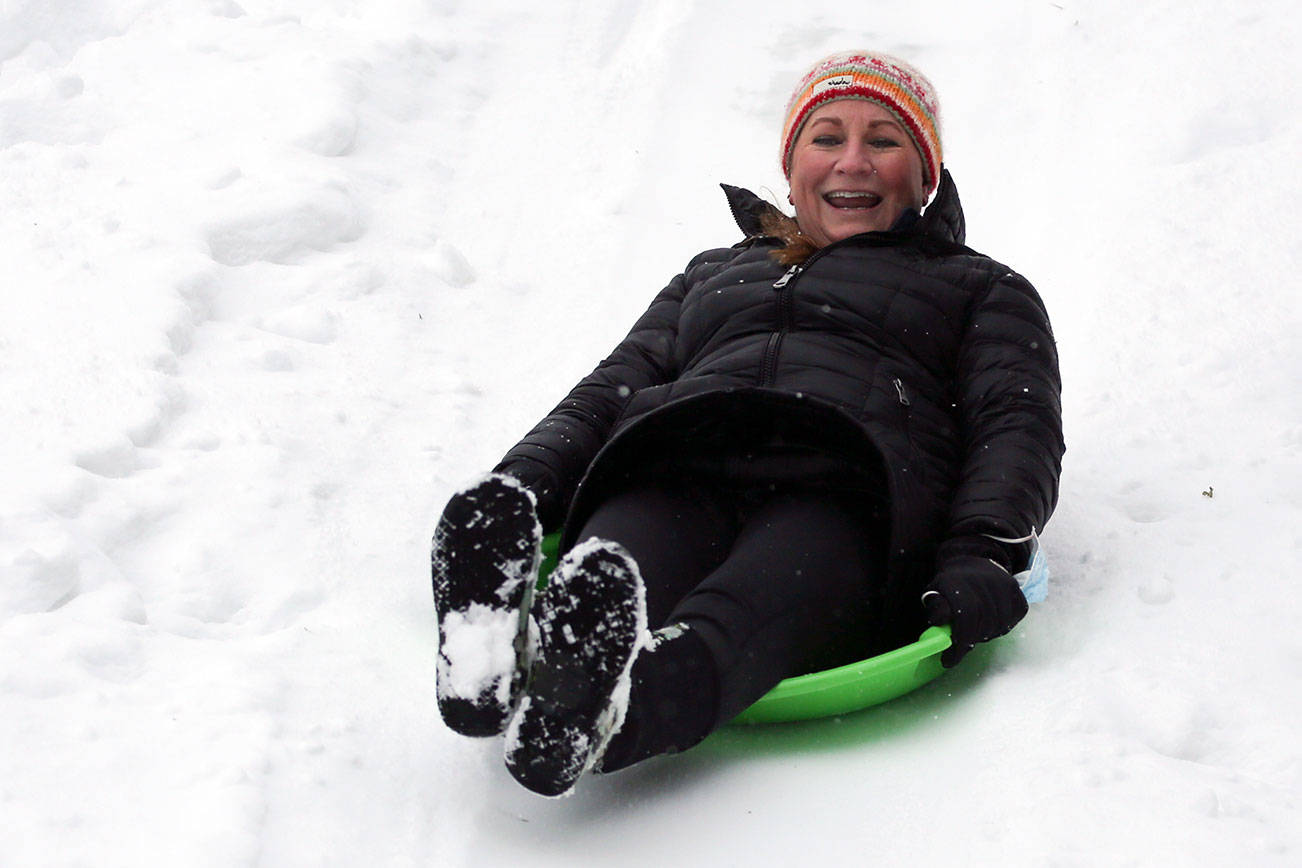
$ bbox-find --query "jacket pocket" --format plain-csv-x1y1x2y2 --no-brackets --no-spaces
863,375,914,425
860,374,921,469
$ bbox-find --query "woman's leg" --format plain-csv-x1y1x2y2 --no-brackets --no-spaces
671,489,883,721
574,478,739,629
512,467,746,795
568,479,737,772
599,488,884,771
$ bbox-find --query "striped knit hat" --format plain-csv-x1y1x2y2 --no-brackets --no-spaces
780,51,943,196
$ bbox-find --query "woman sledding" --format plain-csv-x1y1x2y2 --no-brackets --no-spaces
431,50,1065,797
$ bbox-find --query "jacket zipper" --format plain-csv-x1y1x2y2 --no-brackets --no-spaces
756,236,919,391
772,264,801,289
755,237,862,387
759,265,801,385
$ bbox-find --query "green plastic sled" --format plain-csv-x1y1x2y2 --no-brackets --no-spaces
537,534,952,725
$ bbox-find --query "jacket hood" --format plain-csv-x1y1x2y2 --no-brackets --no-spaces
721,166,966,247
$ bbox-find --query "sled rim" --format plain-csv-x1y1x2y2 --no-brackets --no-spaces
538,534,953,725
729,624,952,724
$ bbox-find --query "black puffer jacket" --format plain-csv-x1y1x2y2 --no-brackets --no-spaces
496,169,1064,648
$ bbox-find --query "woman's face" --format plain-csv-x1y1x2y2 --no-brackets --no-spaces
787,99,927,248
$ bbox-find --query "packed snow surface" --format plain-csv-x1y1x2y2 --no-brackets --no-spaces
2,0,1299,865
437,604,517,703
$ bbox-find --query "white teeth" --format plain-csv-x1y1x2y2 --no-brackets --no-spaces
824,191,880,208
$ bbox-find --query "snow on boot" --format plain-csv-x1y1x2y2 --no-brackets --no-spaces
431,473,542,737
504,539,648,797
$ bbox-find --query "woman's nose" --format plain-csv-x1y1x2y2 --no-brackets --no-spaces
835,144,875,175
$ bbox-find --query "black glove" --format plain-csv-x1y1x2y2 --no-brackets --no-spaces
923,554,1028,667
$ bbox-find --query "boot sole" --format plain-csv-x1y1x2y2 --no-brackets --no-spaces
504,539,647,796
431,474,541,737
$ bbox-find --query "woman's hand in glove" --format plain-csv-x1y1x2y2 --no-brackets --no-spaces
922,555,1028,667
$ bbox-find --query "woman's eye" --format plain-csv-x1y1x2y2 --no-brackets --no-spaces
811,135,841,146
869,138,900,149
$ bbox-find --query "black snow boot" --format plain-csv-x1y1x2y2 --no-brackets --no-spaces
595,623,721,773
431,473,542,737
504,539,648,797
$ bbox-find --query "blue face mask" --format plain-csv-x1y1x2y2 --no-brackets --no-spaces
984,529,1049,604
1013,531,1049,604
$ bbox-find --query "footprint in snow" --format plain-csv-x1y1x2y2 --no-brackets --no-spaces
256,305,339,344
207,166,244,190
428,239,475,288
2,545,81,615
73,436,141,479
209,0,246,19
1174,98,1277,163
294,107,358,158
123,381,188,450
258,348,297,372
1136,574,1175,605
204,183,364,266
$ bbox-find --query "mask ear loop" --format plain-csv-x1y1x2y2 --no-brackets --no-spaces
981,528,1037,545
979,529,1049,604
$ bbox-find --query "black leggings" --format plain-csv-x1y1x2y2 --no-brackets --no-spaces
576,475,885,765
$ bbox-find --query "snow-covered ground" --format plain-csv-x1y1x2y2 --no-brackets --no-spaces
2,0,1299,864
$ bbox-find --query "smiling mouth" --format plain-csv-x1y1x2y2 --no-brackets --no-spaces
823,191,882,210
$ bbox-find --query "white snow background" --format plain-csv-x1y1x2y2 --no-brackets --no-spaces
2,0,1299,865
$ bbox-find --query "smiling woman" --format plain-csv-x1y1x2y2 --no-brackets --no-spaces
786,101,928,246
765,51,944,262
431,49,1065,798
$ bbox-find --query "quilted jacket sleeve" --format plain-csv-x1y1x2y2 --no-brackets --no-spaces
938,269,1065,572
493,271,688,529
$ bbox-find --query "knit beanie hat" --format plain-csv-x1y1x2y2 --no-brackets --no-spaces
780,51,943,196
